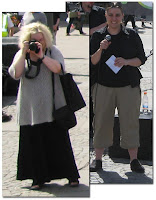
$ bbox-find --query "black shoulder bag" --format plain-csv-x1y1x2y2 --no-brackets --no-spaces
52,65,86,130
58,65,86,112
52,71,77,130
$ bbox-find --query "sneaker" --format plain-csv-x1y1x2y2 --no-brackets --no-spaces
66,33,70,36
90,159,102,172
130,159,145,173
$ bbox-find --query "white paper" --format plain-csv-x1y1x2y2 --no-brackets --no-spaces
105,55,122,74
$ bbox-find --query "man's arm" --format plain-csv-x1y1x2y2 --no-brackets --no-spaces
8,27,14,36
90,22,107,35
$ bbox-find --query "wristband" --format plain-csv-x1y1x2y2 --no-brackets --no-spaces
40,55,46,62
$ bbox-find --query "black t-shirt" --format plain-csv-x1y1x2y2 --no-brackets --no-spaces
90,26,147,87
89,5,106,29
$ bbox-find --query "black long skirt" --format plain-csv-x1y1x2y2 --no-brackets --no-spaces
17,121,80,183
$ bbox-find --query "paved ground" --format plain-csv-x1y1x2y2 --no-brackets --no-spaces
2,24,89,197
2,20,154,198
90,21,153,185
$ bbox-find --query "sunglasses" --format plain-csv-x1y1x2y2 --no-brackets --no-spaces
106,3,123,12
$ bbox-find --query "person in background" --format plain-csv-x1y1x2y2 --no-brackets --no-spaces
2,12,14,121
124,14,137,30
8,22,80,190
52,12,60,44
90,3,146,173
81,2,107,36
81,2,107,138
2,12,14,37
19,12,47,27
66,3,86,36
141,15,146,28
122,2,137,30
53,13,60,34
44,12,60,44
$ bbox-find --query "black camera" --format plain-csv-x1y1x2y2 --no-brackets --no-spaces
29,40,40,53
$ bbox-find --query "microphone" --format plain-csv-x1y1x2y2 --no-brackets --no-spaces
105,34,111,42
102,35,111,54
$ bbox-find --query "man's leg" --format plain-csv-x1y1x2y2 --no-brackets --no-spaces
66,18,74,35
131,15,136,29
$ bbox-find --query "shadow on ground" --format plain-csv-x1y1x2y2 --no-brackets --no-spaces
95,170,153,184
21,183,90,197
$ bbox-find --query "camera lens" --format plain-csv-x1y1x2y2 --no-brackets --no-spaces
29,40,40,53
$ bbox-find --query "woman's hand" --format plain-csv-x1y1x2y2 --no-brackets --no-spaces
115,57,142,67
29,41,44,59
22,41,29,55
91,39,111,65
100,39,111,51
114,57,127,67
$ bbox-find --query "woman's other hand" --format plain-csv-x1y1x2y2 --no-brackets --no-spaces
114,57,127,67
22,41,29,55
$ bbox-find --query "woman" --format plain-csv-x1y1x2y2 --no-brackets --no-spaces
90,3,147,173
9,22,80,189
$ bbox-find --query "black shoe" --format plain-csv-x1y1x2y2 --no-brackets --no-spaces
80,32,87,35
130,159,145,173
90,159,102,172
2,112,12,122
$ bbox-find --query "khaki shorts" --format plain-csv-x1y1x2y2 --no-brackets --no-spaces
92,84,141,149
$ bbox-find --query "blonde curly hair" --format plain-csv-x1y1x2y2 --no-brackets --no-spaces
18,22,53,49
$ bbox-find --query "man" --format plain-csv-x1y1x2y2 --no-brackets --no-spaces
52,13,60,44
66,2,87,36
44,12,60,44
81,2,107,36
122,2,137,30
2,13,14,37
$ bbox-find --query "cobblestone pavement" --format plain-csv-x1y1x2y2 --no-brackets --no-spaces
2,20,154,198
2,25,90,197
90,21,153,184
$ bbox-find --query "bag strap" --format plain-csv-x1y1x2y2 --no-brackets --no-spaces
52,72,56,111
60,64,65,75
50,47,65,111
52,62,64,109
25,53,41,79
49,48,65,75
25,49,48,79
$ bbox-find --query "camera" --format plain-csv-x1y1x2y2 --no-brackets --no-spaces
29,40,40,53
